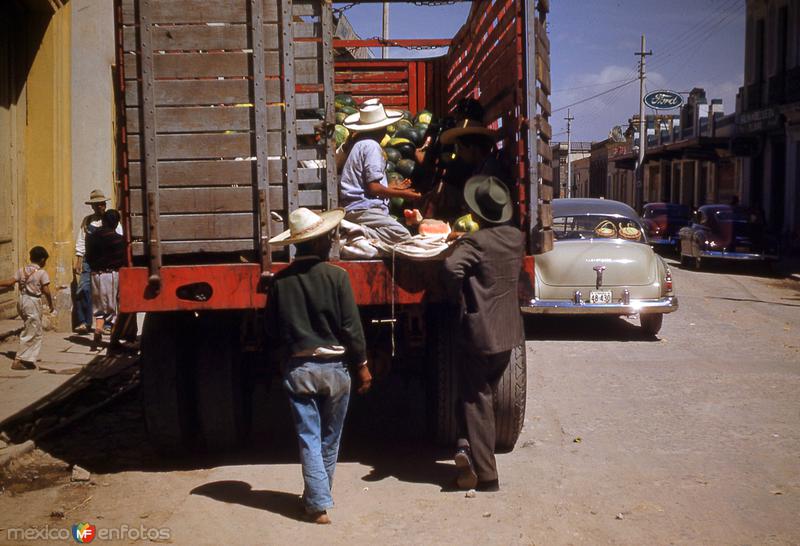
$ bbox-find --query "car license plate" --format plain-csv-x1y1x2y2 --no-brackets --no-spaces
589,290,612,304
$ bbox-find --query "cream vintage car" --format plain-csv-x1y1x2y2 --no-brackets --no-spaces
522,198,678,335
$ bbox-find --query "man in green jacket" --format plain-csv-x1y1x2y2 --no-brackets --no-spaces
268,207,372,524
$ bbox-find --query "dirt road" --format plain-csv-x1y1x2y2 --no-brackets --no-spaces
1,260,799,545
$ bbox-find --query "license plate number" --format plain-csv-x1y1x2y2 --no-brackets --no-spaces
589,290,612,304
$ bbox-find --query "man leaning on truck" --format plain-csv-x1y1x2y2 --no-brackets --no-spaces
267,207,373,524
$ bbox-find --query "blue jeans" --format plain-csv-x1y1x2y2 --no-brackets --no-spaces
282,358,351,513
75,260,92,329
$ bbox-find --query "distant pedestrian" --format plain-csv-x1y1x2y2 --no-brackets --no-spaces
266,207,373,524
0,247,54,370
442,175,524,492
74,189,120,334
85,209,126,347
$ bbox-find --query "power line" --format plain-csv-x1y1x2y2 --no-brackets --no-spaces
552,78,634,93
553,78,639,113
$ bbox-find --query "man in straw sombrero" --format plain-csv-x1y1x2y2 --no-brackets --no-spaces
267,207,372,524
441,175,524,494
73,189,119,334
339,99,421,244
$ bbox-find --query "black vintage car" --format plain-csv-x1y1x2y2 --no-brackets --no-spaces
678,204,779,269
642,202,691,251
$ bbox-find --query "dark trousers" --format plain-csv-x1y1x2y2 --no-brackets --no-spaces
456,345,511,482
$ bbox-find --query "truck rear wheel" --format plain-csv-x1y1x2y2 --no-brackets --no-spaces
427,307,460,446
193,312,248,452
141,312,195,455
428,308,527,451
493,343,527,452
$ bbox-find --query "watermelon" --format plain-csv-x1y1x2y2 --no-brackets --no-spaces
396,159,415,178
387,172,405,185
384,147,402,164
403,208,423,224
339,105,357,116
335,94,356,109
386,123,397,136
395,127,422,146
418,219,451,237
333,125,349,148
414,123,429,137
385,161,396,173
390,196,405,209
401,110,413,121
380,134,391,147
415,110,433,125
335,112,347,124
396,119,413,130
454,213,480,233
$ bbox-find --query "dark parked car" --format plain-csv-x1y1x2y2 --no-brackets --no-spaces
678,204,779,269
642,202,690,251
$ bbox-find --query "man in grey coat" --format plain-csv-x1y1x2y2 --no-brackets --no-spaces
442,175,525,492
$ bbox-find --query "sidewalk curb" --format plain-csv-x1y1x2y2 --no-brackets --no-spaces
0,439,35,468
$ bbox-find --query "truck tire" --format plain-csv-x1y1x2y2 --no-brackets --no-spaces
141,312,195,455
193,312,248,452
493,343,527,452
426,307,459,446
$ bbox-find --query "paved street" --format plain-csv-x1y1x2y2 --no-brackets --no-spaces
1,259,798,545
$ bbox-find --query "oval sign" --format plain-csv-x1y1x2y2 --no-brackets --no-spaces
643,90,683,110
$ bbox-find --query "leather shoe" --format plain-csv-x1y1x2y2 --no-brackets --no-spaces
454,448,478,490
304,511,331,524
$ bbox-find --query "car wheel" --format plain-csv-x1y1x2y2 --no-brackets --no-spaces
640,313,664,336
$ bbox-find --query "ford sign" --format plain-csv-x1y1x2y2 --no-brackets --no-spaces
643,90,683,110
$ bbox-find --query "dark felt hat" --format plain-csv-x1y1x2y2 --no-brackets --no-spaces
463,175,512,224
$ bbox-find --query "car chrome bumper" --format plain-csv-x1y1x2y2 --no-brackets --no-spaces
648,237,678,246
521,296,678,315
698,250,778,261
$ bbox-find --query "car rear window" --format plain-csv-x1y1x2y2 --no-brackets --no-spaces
552,215,646,243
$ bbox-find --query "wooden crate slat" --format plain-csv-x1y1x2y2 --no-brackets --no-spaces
127,133,281,160
537,116,552,140
122,23,318,52
132,240,255,256
124,51,277,79
538,162,554,184
335,70,409,84
129,159,254,187
537,139,552,161
126,105,286,134
125,79,281,106
537,202,553,229
121,0,280,24
334,82,409,95
536,88,552,117
131,213,256,240
539,182,554,202
129,186,322,213
127,159,316,187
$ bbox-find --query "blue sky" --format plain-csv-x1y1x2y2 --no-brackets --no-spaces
335,1,745,142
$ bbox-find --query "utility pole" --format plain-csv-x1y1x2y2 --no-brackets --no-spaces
382,2,389,59
634,34,653,211
565,109,574,199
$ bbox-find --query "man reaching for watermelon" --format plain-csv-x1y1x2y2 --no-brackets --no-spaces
340,100,422,244
442,175,524,493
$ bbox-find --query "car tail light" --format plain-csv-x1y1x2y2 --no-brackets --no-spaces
664,268,673,293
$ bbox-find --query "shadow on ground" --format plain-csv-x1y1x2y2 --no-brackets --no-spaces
524,315,661,342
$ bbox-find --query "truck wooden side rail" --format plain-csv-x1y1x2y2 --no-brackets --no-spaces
115,0,552,453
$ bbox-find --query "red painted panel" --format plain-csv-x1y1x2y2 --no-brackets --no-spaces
119,257,535,313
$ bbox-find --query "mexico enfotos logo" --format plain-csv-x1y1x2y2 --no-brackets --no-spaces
5,523,171,542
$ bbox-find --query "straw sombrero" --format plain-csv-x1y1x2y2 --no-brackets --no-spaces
440,119,497,145
343,100,403,132
269,208,345,246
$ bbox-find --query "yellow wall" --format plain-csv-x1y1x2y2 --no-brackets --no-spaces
22,4,73,293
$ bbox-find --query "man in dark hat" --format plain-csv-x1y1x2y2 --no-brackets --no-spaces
441,175,524,493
